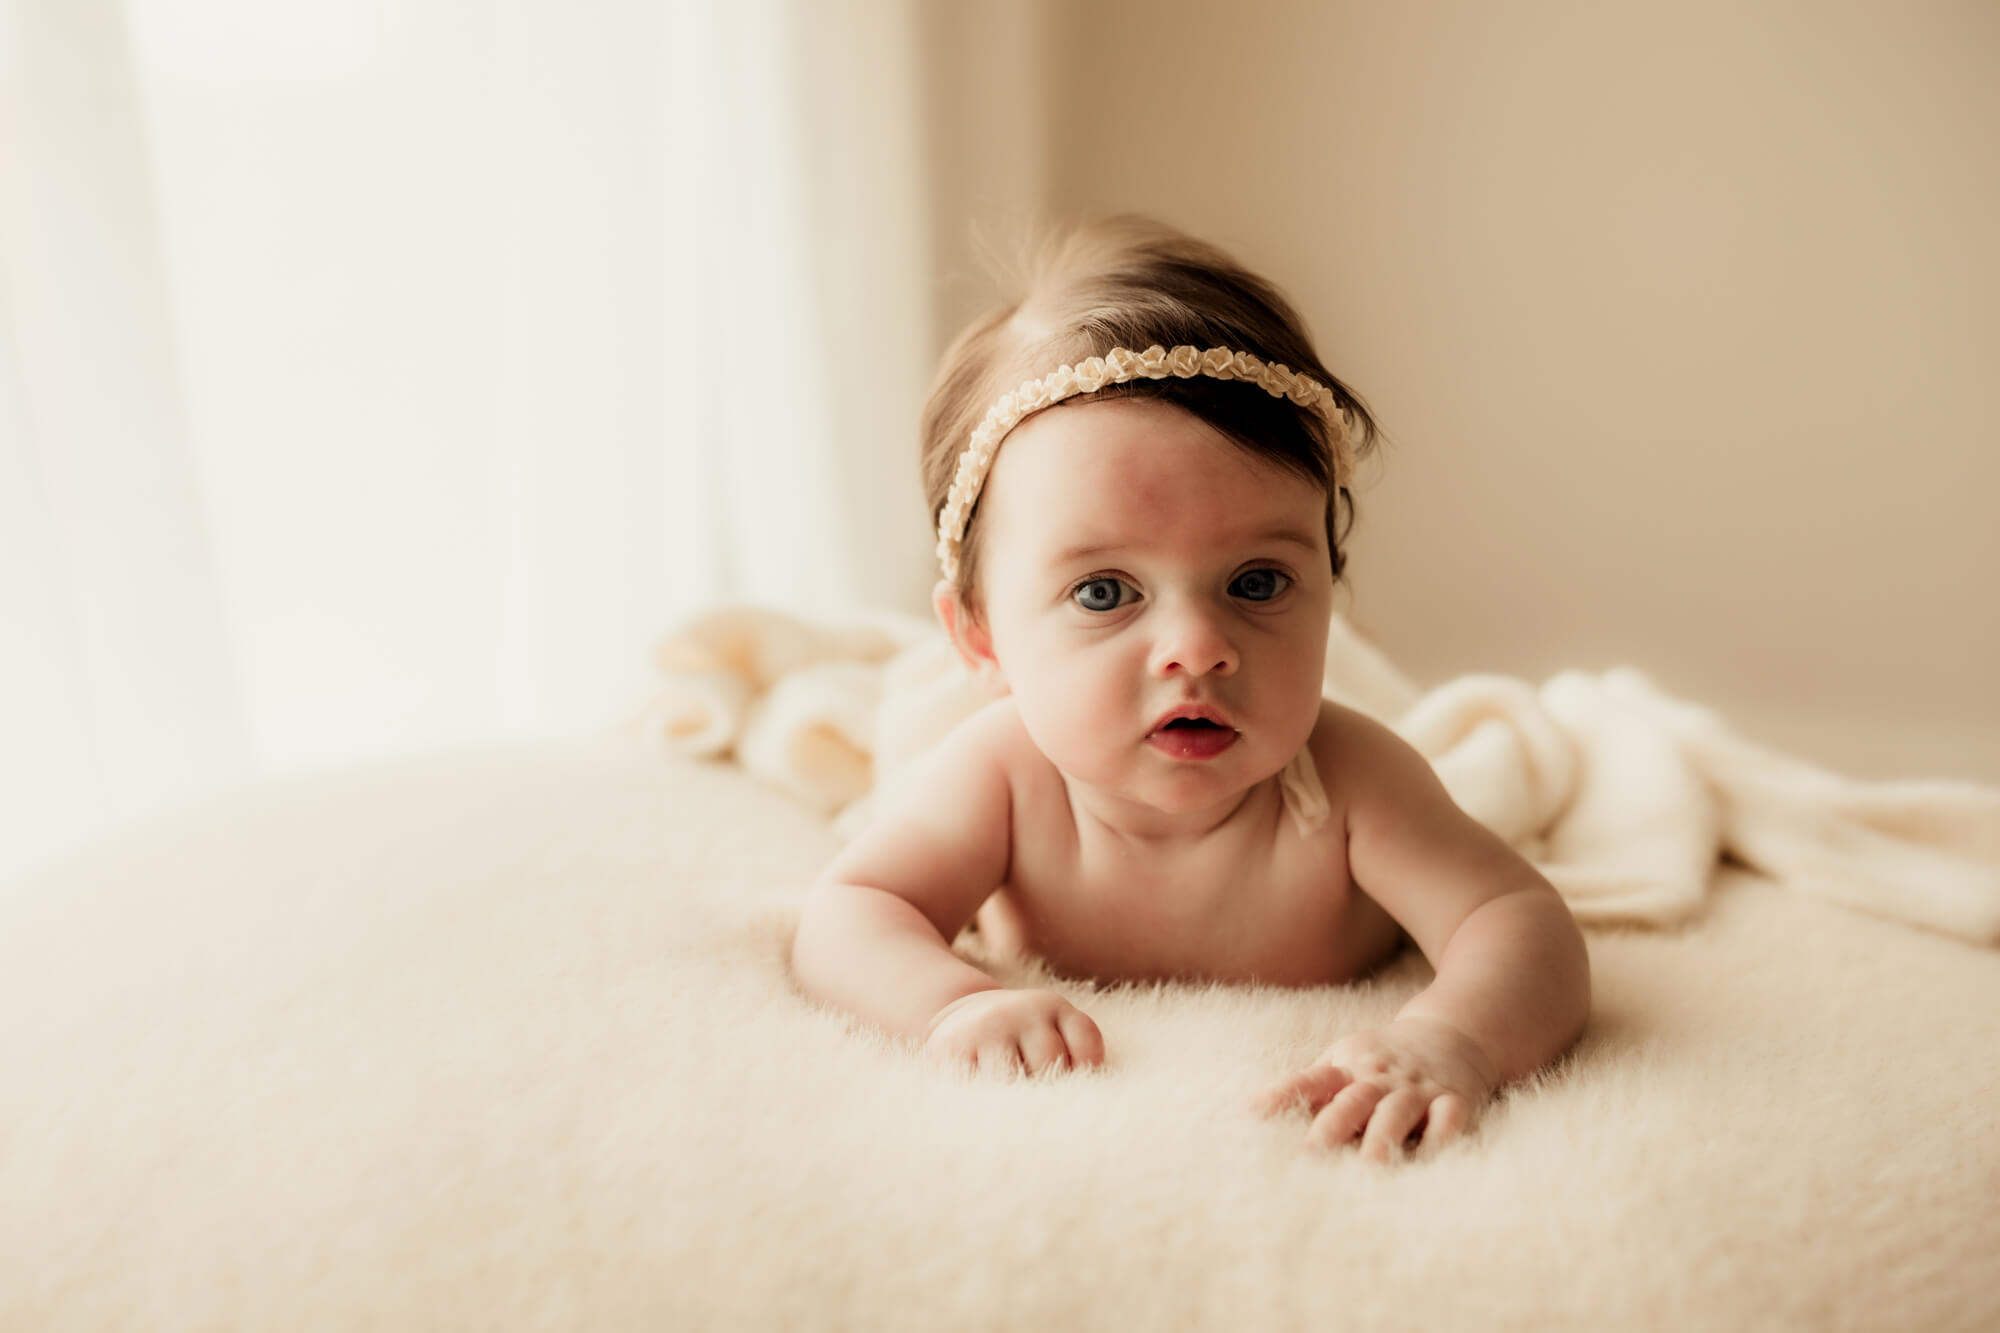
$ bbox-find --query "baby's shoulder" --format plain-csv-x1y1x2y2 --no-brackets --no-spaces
877,695,1040,804
1302,696,1468,846
943,695,1041,765
1303,697,1419,802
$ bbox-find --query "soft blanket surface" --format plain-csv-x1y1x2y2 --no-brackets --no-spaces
2,741,1995,1331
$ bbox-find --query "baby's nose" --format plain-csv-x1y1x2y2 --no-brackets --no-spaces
1148,605,1239,678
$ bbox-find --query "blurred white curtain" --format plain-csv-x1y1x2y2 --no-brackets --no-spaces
0,0,935,883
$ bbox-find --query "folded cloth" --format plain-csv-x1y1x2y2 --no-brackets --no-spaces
736,660,883,817
634,605,2000,945
1595,669,2000,942
633,605,933,770
1529,672,1719,926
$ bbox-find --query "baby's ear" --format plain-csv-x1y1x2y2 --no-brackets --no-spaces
933,580,1009,697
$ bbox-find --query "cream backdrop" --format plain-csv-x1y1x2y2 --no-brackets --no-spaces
0,0,935,884
920,0,1999,784
7,1,1994,886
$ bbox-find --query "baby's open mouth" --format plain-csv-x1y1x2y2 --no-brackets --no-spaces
1148,714,1239,760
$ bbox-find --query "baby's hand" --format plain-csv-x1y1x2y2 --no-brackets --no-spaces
922,988,1105,1078
1249,1016,1499,1161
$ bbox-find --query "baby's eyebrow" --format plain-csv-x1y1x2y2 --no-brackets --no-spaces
1046,525,1320,566
1048,540,1125,565
1246,525,1322,552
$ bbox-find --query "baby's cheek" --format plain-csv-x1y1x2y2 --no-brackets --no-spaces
1032,667,1128,769
1278,649,1329,719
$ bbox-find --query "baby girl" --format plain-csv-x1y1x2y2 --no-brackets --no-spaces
789,217,1590,1160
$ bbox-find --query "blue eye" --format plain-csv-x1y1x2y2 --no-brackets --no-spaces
1230,568,1290,602
1071,577,1132,613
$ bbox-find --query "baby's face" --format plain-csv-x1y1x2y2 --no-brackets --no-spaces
968,397,1333,822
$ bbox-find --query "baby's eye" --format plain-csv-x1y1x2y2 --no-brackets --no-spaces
1230,568,1290,602
1071,577,1134,613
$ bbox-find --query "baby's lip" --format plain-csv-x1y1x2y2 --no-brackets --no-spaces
1147,702,1237,735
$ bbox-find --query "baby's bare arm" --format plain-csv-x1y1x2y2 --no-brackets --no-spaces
1391,887,1589,1085
1339,711,1590,1082
1256,713,1589,1157
1253,887,1585,1158
789,702,1022,1043
792,882,1003,1042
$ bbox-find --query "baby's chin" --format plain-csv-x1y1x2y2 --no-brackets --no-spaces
1045,742,1300,814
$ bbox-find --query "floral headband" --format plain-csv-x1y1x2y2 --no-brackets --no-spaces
934,343,1354,582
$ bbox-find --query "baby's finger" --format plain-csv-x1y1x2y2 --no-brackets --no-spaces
922,1042,970,1072
1358,1089,1429,1163
1418,1093,1473,1152
1056,1009,1105,1068
974,1038,1025,1078
1016,1022,1070,1075
1308,1081,1385,1149
1250,1064,1351,1118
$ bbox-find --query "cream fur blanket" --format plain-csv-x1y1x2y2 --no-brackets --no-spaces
638,604,2000,945
3,740,1995,1329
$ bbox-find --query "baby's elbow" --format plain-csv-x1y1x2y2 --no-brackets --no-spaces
1556,900,1593,1038
1516,886,1592,1037
788,880,845,986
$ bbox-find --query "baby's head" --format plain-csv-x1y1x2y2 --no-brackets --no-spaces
923,216,1377,611
919,217,1380,816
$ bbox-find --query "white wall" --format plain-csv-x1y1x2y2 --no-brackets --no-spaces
925,0,1999,781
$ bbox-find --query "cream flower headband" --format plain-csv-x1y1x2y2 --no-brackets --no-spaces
934,343,1354,582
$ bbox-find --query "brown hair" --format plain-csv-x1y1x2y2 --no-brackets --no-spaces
920,215,1380,609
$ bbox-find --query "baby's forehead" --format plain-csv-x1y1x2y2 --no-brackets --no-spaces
980,402,1328,567
993,397,1294,483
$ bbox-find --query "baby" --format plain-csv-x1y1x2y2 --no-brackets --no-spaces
789,217,1590,1160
